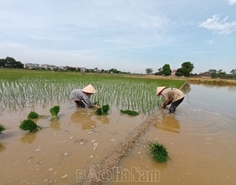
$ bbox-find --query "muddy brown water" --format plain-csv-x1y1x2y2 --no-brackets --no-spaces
0,84,236,185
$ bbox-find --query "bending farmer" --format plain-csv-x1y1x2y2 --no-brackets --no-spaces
70,84,99,108
156,86,184,113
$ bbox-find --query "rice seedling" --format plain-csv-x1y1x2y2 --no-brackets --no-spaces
19,119,42,133
50,105,60,121
96,108,103,116
96,104,110,116
120,109,139,116
27,111,47,119
27,111,39,119
0,124,6,134
0,69,185,114
149,142,170,163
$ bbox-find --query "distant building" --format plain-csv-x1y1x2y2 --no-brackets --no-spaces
24,63,40,69
171,69,177,76
59,66,67,70
199,72,211,78
78,67,86,72
41,64,50,69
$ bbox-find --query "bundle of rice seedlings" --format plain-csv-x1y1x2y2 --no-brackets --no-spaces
0,124,6,134
102,104,109,115
50,105,60,121
19,119,42,133
149,142,170,163
96,108,103,115
27,111,39,119
120,109,139,116
96,104,110,116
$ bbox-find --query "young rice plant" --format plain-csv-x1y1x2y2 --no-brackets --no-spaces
19,119,42,133
149,142,170,163
0,124,6,134
96,104,110,116
120,109,139,116
50,105,60,121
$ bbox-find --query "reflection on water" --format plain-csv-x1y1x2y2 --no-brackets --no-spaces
50,121,60,130
0,142,6,153
96,115,110,124
20,133,37,144
154,111,180,133
70,109,96,130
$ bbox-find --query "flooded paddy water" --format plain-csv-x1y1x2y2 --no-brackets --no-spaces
1,82,236,185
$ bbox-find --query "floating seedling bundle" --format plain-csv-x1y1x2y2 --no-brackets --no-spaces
0,124,6,134
27,111,47,119
120,109,139,116
27,111,39,119
149,142,170,163
50,105,60,121
96,104,110,116
19,119,42,133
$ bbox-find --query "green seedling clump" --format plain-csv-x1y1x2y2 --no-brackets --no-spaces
96,104,110,116
149,142,170,163
102,104,109,115
120,109,139,116
96,108,103,115
50,105,60,121
0,124,6,134
27,111,39,119
20,119,42,133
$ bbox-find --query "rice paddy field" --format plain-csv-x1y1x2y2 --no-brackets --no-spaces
1,69,236,185
0,69,184,114
0,69,185,185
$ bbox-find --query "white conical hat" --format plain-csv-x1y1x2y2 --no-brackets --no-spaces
156,86,166,95
82,84,96,94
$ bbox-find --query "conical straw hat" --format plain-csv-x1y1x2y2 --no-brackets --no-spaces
156,86,166,95
82,84,96,94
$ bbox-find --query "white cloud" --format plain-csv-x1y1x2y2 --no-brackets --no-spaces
229,0,236,5
199,15,236,34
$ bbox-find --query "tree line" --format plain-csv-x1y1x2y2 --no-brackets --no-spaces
0,57,24,68
146,61,194,77
146,61,236,79
1,57,235,79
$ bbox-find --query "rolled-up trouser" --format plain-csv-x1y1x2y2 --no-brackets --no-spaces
75,100,86,108
169,97,184,113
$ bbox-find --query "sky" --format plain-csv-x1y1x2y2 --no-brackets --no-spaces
0,0,235,74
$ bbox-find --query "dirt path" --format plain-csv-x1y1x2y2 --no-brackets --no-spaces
83,112,159,185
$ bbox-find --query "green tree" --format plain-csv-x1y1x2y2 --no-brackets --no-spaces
108,68,121,74
154,68,162,75
162,64,172,76
230,69,236,75
0,57,23,68
145,68,153,75
175,68,184,76
181,61,194,77
208,69,217,78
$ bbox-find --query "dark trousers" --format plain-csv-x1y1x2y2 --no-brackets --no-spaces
169,97,184,113
75,100,86,108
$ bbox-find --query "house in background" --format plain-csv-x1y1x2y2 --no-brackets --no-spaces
24,63,40,69
199,72,211,78
171,69,177,76
41,64,50,69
